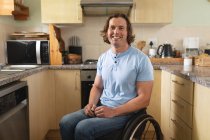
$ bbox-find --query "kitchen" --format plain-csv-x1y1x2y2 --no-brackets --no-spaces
0,0,210,140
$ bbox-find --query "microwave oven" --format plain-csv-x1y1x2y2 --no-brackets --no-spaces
6,40,50,64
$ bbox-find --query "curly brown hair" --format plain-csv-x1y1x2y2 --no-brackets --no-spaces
100,13,135,45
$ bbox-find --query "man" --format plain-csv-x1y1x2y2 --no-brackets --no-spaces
59,13,154,140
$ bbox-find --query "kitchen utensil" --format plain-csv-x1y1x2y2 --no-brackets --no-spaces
157,43,173,58
69,36,80,46
137,41,146,51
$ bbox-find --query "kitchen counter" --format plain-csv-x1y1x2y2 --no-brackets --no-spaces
0,64,96,86
0,64,210,88
160,65,210,88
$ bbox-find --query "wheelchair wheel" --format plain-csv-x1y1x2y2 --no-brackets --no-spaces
122,114,163,140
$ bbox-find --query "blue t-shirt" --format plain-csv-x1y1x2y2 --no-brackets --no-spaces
97,46,154,107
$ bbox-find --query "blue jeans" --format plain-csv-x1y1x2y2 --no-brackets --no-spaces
59,109,132,140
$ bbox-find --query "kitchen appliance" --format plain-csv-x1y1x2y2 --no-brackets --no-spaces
157,44,173,58
6,40,50,65
83,59,98,65
80,69,96,108
204,49,210,55
183,37,199,57
0,81,28,140
80,0,133,16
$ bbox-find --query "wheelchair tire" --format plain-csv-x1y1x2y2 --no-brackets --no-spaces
122,114,163,140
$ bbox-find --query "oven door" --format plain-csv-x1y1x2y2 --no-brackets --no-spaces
0,100,28,140
0,81,28,140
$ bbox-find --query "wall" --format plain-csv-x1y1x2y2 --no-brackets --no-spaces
0,0,210,62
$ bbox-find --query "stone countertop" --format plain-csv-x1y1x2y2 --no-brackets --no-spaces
0,64,96,86
0,64,210,88
160,65,210,88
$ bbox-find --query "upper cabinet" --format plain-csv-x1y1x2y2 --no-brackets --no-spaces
0,0,14,15
41,0,83,24
130,0,173,23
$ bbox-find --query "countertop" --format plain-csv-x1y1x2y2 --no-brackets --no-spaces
0,64,210,88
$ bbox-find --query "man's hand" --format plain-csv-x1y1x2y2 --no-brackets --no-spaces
94,106,116,118
84,104,96,117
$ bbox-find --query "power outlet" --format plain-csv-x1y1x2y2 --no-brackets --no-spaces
147,38,158,48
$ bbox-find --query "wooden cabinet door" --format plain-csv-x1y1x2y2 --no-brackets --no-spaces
41,0,83,23
0,0,14,15
147,70,161,124
54,70,81,128
22,70,55,140
161,70,171,140
130,0,172,23
193,83,210,140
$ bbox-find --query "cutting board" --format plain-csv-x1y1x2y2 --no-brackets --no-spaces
150,58,184,65
49,24,62,65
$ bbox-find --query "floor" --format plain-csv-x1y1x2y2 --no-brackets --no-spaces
46,129,61,140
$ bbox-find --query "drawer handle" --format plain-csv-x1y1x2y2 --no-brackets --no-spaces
172,99,184,108
171,119,183,129
172,80,184,86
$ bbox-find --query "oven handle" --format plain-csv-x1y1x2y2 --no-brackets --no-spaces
0,99,27,124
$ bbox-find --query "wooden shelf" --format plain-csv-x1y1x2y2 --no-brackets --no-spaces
12,2,29,20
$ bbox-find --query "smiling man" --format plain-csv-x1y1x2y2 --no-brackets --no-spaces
59,13,154,140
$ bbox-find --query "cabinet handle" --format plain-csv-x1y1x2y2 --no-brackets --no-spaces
172,99,184,108
172,80,184,86
171,119,183,129
75,71,79,90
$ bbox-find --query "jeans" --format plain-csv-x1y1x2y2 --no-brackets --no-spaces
59,109,132,140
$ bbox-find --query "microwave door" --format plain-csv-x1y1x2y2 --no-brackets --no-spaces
26,42,36,64
7,41,27,64
36,41,41,64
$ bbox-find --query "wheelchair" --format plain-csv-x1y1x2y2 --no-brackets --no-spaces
96,108,163,140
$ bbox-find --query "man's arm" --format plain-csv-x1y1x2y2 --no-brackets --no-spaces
94,81,153,118
84,75,103,117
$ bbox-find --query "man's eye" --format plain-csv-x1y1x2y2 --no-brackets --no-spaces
119,27,124,30
110,26,115,30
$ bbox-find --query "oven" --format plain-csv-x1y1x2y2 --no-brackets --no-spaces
80,70,96,108
0,81,28,140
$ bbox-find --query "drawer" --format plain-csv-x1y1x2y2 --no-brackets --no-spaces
171,75,194,104
169,112,192,140
171,93,193,128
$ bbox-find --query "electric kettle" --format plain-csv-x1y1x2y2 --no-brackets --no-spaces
157,44,173,58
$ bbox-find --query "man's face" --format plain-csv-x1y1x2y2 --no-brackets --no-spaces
107,17,128,47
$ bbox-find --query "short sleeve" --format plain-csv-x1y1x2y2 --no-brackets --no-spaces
136,56,154,81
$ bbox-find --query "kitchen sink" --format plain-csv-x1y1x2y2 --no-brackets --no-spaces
0,65,40,79
0,65,39,72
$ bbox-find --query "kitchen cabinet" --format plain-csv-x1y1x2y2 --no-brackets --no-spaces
54,70,81,128
147,70,161,124
193,83,210,140
41,0,83,23
22,70,56,140
130,0,173,23
0,0,14,15
161,70,171,140
169,74,194,140
161,71,194,140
